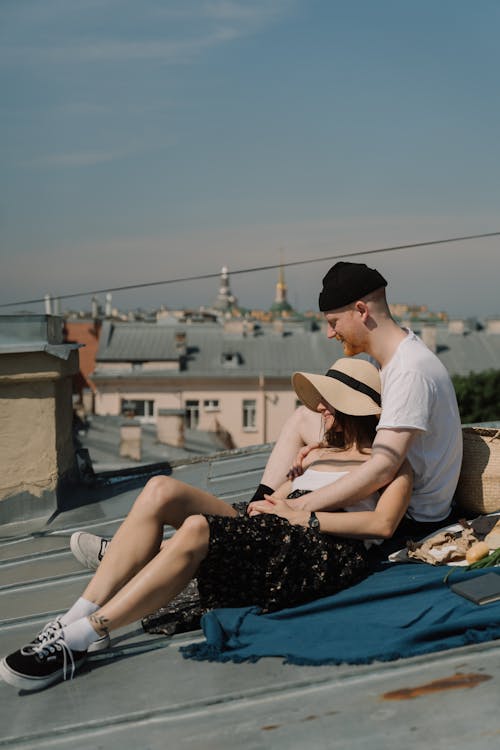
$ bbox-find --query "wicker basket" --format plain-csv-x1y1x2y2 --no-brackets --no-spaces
454,427,500,515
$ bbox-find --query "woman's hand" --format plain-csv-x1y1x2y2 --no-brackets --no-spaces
286,443,321,479
248,496,309,527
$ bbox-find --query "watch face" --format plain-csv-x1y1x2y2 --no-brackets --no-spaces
309,513,320,529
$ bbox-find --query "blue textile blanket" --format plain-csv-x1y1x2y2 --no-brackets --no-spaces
181,564,500,665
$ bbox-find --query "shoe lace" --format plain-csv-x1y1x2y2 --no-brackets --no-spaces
21,619,63,654
31,634,78,681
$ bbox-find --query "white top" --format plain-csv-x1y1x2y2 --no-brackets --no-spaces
292,468,378,513
377,330,463,522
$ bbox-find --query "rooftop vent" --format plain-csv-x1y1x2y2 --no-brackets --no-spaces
221,352,243,367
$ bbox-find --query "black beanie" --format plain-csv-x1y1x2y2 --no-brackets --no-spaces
318,261,387,312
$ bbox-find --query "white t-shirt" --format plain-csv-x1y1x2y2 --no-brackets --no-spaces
377,330,462,522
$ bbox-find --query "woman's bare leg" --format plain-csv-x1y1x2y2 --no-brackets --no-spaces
88,515,210,635
82,476,237,607
260,406,322,489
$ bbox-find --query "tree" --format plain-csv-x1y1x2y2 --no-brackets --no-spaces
452,369,500,424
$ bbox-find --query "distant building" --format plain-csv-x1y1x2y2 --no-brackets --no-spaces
90,315,500,450
389,302,448,322
91,318,343,448
63,317,101,397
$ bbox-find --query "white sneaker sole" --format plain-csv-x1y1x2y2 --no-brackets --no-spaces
88,634,111,653
0,655,87,692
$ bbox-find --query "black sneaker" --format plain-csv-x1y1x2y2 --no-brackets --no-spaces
24,618,64,652
25,618,110,654
0,633,87,691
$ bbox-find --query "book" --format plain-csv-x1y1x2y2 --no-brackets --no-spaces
451,572,500,605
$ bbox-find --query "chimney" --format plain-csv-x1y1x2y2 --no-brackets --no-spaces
224,319,244,334
448,319,466,334
175,331,187,357
91,295,99,320
82,387,94,415
120,420,142,461
156,408,185,448
420,324,437,353
44,294,52,315
105,293,112,318
0,314,79,523
486,318,500,335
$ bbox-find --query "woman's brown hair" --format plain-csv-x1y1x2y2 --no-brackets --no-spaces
324,410,378,452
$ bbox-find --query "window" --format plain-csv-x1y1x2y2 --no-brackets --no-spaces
242,399,257,430
185,400,200,429
221,352,243,367
121,399,154,418
204,399,220,412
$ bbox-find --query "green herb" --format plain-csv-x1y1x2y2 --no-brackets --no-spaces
443,547,500,584
467,547,500,569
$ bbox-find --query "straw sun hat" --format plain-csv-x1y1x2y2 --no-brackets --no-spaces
292,358,382,417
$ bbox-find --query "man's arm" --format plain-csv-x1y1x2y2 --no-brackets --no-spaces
291,428,417,512
250,460,413,539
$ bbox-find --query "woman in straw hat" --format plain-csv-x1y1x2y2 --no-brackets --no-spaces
1,359,412,692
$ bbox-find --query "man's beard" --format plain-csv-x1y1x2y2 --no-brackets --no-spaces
341,339,363,357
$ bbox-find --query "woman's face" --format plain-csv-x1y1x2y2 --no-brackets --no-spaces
317,398,337,431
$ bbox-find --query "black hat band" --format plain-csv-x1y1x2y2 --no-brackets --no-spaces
325,369,381,407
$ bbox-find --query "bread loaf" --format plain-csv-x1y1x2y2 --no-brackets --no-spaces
484,518,500,549
466,541,490,564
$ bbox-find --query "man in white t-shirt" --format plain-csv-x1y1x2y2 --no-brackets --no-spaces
251,261,463,528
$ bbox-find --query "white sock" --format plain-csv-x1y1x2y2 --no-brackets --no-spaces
60,597,99,626
63,618,102,652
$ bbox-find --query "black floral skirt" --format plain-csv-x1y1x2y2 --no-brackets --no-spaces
142,497,372,636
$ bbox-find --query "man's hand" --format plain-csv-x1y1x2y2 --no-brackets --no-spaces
247,496,309,526
286,442,321,479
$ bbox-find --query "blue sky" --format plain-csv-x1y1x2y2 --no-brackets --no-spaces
1,0,499,318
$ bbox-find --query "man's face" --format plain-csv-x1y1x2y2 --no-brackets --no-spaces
324,308,365,357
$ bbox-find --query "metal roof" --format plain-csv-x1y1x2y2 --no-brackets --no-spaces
1,445,500,748
433,328,500,376
78,415,230,471
94,321,500,380
97,320,181,361
95,321,348,379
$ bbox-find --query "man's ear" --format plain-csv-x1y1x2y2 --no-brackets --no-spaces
354,300,369,320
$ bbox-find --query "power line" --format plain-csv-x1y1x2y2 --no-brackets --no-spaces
1,230,499,309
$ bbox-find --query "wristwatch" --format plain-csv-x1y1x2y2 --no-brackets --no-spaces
308,511,320,531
